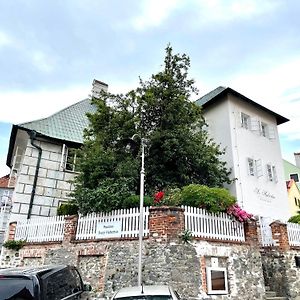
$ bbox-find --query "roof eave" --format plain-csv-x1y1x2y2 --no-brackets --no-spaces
200,87,289,125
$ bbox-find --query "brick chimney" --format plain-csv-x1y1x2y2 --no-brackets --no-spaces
294,152,300,168
91,79,108,98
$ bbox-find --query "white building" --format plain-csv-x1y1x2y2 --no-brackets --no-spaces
196,87,290,221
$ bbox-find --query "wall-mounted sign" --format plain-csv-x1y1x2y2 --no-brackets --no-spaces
254,188,275,203
96,221,122,239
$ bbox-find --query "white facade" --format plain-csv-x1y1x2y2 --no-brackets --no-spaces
203,93,290,221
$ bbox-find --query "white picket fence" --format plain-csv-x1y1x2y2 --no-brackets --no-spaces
183,206,245,242
259,217,274,247
287,222,300,247
76,207,150,240
15,216,65,242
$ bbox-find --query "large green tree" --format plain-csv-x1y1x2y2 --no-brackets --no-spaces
72,45,231,214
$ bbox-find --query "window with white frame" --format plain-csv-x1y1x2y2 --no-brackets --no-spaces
60,144,78,172
241,112,250,129
260,121,268,137
248,158,255,176
247,158,263,177
206,267,228,295
267,164,278,182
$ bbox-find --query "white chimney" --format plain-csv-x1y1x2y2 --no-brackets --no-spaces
91,79,108,98
294,152,300,167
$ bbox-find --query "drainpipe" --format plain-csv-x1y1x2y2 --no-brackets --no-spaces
27,130,42,219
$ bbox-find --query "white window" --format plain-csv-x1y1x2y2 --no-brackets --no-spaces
260,122,268,137
247,158,263,177
267,164,278,182
206,267,228,295
60,144,78,172
248,158,255,176
241,112,250,129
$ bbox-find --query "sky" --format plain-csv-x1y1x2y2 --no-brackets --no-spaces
0,0,300,177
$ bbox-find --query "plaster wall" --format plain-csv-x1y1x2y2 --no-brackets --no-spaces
203,95,289,220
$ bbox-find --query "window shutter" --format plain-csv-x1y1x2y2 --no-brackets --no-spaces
255,159,263,177
266,164,273,181
272,166,278,183
60,144,68,169
250,118,260,133
268,126,276,140
237,111,243,128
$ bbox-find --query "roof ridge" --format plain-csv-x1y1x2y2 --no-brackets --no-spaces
19,98,90,126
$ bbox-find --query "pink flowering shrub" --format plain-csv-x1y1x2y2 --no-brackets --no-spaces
227,204,253,222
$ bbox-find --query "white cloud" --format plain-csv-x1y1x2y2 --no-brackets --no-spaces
131,0,181,31
203,0,281,22
130,0,282,31
0,86,91,124
32,51,56,73
0,31,14,48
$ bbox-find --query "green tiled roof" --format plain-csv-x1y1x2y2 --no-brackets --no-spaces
195,86,227,106
18,98,96,144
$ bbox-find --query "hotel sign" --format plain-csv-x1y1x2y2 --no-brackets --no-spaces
96,221,122,239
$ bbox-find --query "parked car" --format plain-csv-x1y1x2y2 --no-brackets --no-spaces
111,285,180,300
0,264,91,300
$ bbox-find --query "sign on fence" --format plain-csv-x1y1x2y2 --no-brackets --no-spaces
96,221,122,239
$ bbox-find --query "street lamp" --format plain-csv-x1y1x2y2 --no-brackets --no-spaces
137,138,145,287
126,134,146,286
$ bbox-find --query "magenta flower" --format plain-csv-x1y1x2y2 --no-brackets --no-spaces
227,204,252,222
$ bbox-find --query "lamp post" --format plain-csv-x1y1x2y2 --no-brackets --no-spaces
138,138,145,287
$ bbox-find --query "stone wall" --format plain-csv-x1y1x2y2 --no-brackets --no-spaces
259,220,300,299
262,249,300,299
11,138,76,221
0,207,269,300
0,239,266,300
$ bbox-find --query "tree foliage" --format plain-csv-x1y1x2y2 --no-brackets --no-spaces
72,45,231,214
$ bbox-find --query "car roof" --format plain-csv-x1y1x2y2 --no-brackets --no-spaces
0,265,68,276
113,285,173,298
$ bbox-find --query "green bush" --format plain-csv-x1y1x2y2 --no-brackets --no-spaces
288,214,300,224
160,188,182,207
122,195,153,208
57,203,79,216
3,240,26,251
180,184,236,213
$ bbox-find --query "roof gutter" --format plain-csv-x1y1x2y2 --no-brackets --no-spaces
27,130,42,219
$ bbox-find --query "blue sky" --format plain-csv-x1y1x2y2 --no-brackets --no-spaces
0,0,300,176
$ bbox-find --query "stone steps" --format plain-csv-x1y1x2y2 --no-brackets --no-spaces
265,288,287,300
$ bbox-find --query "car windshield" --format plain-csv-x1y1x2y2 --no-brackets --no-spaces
115,296,172,300
0,276,35,299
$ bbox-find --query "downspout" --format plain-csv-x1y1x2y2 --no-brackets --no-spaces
27,130,42,219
